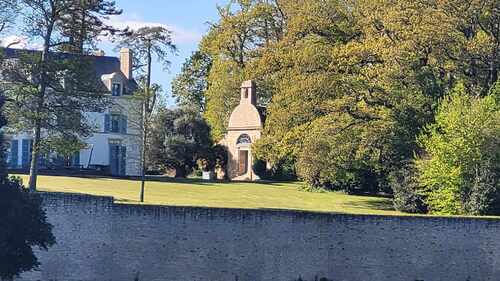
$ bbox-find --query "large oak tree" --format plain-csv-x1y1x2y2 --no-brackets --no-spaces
188,0,499,194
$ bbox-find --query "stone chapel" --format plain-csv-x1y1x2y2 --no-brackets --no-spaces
220,80,263,181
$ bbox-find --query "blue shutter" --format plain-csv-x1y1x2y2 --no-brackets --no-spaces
121,115,128,134
120,146,126,176
10,140,18,168
73,151,80,167
38,153,46,169
109,144,118,175
104,114,110,132
21,139,30,168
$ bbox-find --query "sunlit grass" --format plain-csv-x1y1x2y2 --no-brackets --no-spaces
13,174,401,215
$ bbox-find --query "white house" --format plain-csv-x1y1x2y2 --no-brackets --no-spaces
2,48,142,176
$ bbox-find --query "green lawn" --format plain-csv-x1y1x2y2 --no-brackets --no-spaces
14,174,401,215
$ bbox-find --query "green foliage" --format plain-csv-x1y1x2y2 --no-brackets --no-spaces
149,107,213,178
388,163,427,213
171,51,212,112
417,83,500,215
253,156,296,181
252,159,269,179
0,177,56,280
197,144,228,173
203,58,245,141
196,0,499,197
200,0,282,140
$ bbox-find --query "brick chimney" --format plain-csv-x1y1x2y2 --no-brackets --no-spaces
95,50,105,56
120,48,133,80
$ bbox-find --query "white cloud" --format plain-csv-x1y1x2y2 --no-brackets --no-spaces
106,16,202,45
0,35,43,50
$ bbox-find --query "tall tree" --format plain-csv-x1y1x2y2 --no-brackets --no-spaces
148,107,213,178
417,82,500,215
196,0,499,193
116,26,176,202
202,0,284,140
171,50,212,112
4,0,122,191
58,0,123,54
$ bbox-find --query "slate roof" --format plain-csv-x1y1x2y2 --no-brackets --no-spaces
0,47,137,92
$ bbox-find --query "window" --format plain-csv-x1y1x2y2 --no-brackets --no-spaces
111,114,121,133
244,88,249,99
237,134,251,145
109,140,126,176
112,83,122,96
104,114,127,134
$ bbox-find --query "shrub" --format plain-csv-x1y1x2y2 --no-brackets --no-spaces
388,163,427,213
253,159,270,179
0,178,56,280
463,161,500,215
148,107,213,178
253,158,296,180
417,83,500,215
292,110,408,195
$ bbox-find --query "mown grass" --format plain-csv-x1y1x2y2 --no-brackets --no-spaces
13,174,402,215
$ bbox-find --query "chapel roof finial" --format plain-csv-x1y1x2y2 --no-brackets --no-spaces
240,80,256,105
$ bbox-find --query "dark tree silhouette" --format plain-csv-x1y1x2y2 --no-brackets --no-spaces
0,94,55,280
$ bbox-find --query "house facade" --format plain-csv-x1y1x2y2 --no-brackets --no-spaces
2,48,142,176
220,80,263,181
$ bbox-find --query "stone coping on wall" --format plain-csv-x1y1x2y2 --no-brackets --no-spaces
37,191,500,224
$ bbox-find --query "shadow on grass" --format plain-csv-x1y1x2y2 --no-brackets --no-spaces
345,198,395,211
143,176,298,187
15,171,300,188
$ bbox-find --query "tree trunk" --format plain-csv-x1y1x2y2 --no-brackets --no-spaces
29,26,52,192
139,101,147,202
28,121,42,192
139,44,152,202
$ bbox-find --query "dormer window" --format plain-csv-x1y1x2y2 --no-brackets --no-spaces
112,83,122,96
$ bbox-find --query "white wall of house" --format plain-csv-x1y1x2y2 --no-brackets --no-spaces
6,52,142,176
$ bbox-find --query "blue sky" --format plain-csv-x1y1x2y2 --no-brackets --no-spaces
101,0,229,106
1,0,228,107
